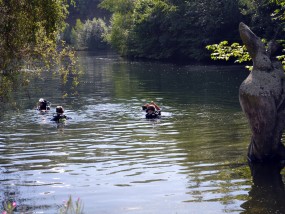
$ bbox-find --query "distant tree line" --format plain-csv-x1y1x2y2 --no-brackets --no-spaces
65,0,285,62
63,18,110,50
62,0,110,50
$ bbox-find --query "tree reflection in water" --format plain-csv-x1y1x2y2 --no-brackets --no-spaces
241,162,285,213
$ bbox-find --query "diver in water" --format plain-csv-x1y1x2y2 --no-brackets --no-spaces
51,106,69,123
37,98,51,112
142,101,161,119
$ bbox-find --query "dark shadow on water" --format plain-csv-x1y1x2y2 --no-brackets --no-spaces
241,162,285,214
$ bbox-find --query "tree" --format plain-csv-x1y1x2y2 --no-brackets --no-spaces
67,0,110,23
82,18,109,50
206,0,285,67
68,17,109,50
0,0,80,103
239,23,285,162
0,0,80,73
128,0,177,59
100,0,243,61
239,0,282,38
100,0,135,55
70,19,84,49
167,0,243,61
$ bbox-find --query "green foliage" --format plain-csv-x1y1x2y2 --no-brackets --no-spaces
100,0,242,61
82,18,109,50
59,196,84,214
206,39,285,71
206,41,251,63
276,54,285,64
206,1,285,69
169,0,242,61
2,200,16,214
69,0,285,63
99,0,134,13
66,18,109,50
66,0,111,26
239,0,283,39
70,19,84,49
0,0,81,103
129,0,177,59
100,0,135,55
270,0,285,36
206,41,254,70
0,0,73,71
0,0,69,71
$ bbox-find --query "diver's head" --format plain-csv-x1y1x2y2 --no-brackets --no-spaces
38,98,48,110
146,105,155,114
56,106,64,114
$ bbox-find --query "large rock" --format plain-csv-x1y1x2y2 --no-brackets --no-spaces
239,22,285,162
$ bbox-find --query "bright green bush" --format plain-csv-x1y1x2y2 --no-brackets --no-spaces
65,18,109,50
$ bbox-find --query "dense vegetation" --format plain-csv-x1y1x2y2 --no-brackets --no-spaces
207,0,285,65
0,0,80,105
2,0,285,72
63,17,109,50
2,0,285,105
70,0,281,62
62,0,110,50
0,0,67,72
62,0,285,63
104,0,245,61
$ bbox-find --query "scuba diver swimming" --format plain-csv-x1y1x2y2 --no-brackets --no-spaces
37,98,51,112
142,101,161,119
51,106,70,123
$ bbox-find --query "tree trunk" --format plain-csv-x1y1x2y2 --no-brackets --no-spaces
239,22,285,162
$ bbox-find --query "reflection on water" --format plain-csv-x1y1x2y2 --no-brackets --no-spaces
241,162,285,214
0,51,282,213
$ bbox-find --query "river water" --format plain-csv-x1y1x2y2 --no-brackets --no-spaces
0,51,283,213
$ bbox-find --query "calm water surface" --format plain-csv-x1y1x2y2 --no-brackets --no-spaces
0,52,283,213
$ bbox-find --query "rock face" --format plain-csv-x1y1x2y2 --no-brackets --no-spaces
239,22,285,162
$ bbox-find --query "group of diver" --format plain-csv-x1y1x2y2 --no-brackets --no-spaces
37,98,161,123
37,98,69,123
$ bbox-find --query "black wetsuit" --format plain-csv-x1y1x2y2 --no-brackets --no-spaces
51,114,68,123
146,111,161,119
38,100,50,111
38,106,50,111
